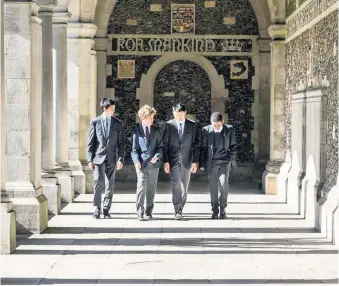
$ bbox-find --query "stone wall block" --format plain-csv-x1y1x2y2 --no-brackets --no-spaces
5,79,30,103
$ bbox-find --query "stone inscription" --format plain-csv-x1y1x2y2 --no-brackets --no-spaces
111,36,251,55
287,0,337,37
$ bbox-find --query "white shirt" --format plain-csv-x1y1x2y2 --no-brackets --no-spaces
142,124,151,137
213,125,223,133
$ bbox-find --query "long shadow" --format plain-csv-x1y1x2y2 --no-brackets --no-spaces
12,249,339,255
1,277,337,284
17,237,334,246
42,227,316,234
57,212,298,216
73,201,285,204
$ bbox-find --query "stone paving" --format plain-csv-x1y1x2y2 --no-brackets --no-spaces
1,181,338,285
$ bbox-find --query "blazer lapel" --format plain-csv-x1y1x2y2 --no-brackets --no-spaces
98,117,107,144
182,119,190,140
150,126,157,149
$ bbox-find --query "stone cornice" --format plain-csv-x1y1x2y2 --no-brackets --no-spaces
36,0,57,12
94,37,109,51
67,23,97,39
53,12,70,24
268,24,286,40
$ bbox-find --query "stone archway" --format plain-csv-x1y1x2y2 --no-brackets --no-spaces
136,53,227,118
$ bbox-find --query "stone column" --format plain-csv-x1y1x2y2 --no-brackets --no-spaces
302,89,327,227
287,91,306,213
53,7,74,203
4,1,48,233
38,1,61,216
262,25,286,195
67,23,97,194
1,0,16,254
95,38,108,116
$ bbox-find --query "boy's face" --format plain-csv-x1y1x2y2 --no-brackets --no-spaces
104,105,115,117
212,121,223,131
142,115,154,126
173,111,186,122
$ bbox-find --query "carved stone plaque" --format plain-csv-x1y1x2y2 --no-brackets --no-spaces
230,60,248,80
223,17,236,25
204,1,216,8
163,92,175,97
126,18,137,26
117,60,135,79
171,4,195,34
150,4,162,11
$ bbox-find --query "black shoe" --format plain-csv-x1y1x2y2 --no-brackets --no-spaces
211,213,218,219
103,209,111,219
219,212,227,219
93,209,101,219
145,214,153,221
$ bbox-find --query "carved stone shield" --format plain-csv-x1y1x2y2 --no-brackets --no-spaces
171,4,195,34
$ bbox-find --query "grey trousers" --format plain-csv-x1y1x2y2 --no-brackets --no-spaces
136,165,159,216
93,161,116,211
170,163,191,214
208,163,231,214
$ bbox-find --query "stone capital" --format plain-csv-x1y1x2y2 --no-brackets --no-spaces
265,160,285,174
94,37,109,51
268,24,287,40
257,39,271,53
67,23,97,39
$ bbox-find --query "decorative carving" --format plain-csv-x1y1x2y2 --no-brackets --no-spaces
171,4,195,34
111,35,252,55
287,0,337,37
230,60,248,80
117,60,135,79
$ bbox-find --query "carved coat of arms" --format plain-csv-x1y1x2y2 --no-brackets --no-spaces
117,60,135,79
171,4,195,34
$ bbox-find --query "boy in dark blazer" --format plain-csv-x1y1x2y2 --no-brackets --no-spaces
162,104,200,220
131,105,163,221
87,98,125,219
200,112,237,219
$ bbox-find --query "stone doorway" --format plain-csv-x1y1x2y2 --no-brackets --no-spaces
153,60,211,129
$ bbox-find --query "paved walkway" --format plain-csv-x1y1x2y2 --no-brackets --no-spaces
1,181,338,285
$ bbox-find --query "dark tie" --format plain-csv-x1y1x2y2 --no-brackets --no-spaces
146,126,150,145
178,123,183,139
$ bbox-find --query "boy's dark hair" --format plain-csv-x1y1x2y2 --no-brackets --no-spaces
100,98,115,111
172,103,186,112
210,112,223,123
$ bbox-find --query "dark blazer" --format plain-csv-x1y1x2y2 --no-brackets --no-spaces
162,119,200,169
87,116,125,166
199,124,237,172
131,125,163,169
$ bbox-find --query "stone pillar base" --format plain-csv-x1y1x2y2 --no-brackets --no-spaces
6,182,48,234
82,164,93,194
68,161,85,195
0,201,16,254
286,170,304,214
41,175,61,215
262,161,284,195
54,164,75,203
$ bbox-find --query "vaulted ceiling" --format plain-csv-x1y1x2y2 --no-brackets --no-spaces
65,0,285,38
